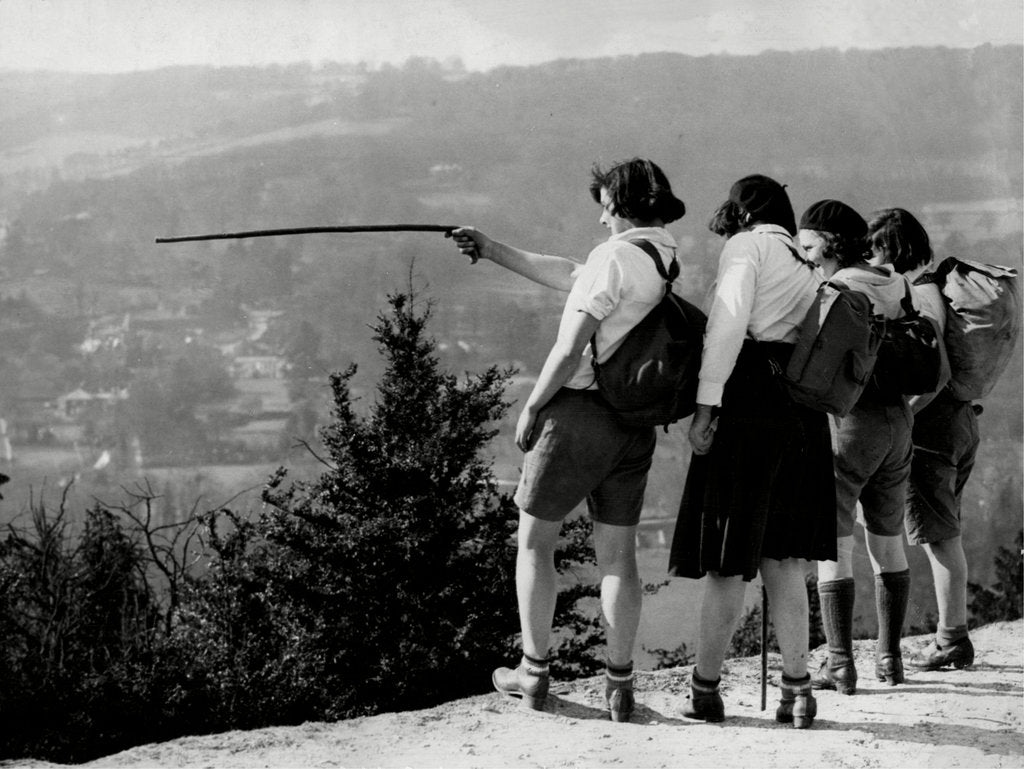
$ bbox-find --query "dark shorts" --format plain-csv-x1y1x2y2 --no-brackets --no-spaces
904,394,980,545
831,399,913,538
514,388,656,526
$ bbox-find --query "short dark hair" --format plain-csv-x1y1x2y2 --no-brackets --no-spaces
589,158,686,224
726,174,797,235
708,200,745,238
866,208,932,274
817,231,870,268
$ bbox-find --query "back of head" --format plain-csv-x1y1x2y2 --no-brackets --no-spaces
727,174,797,235
589,158,686,224
866,208,932,274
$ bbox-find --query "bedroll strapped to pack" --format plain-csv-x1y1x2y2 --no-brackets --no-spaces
783,280,885,417
918,257,1021,402
873,280,948,397
590,239,707,428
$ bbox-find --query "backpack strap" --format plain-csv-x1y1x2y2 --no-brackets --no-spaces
898,278,917,317
764,231,817,272
628,238,680,291
589,238,678,363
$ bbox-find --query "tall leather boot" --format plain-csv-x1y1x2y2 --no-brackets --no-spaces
875,569,910,685
812,577,857,694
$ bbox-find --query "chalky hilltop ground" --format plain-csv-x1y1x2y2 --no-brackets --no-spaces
7,621,1021,769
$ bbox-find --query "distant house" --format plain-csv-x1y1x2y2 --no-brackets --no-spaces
55,388,127,418
231,354,287,379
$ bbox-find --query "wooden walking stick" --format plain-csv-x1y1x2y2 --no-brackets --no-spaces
761,584,768,711
155,223,460,243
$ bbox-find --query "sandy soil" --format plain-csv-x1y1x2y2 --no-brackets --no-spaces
7,621,1022,769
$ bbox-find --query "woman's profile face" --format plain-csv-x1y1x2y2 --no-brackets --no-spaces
869,241,890,266
599,187,632,236
798,229,835,275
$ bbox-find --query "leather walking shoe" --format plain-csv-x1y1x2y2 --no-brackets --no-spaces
680,674,725,723
776,675,817,729
907,637,975,671
605,682,635,723
810,657,857,695
492,663,549,711
875,653,905,685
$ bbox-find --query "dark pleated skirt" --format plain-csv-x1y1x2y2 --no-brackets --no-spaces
668,340,837,582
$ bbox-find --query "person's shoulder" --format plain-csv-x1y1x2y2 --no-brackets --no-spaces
590,236,656,264
719,230,759,258
585,239,624,264
911,279,944,302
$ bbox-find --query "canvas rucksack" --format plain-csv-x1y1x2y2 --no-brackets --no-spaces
872,280,948,397
590,239,707,429
917,257,1021,401
783,279,885,417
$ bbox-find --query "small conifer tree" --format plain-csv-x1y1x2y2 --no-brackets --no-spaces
172,285,602,727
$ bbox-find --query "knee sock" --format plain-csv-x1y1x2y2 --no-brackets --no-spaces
936,624,969,648
818,578,856,664
875,569,910,658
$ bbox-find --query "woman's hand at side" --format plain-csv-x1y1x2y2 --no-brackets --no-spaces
515,405,539,452
688,404,718,455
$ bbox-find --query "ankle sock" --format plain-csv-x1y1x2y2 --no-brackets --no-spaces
781,673,811,688
691,669,720,692
605,661,634,685
522,654,549,674
936,624,969,648
875,569,910,657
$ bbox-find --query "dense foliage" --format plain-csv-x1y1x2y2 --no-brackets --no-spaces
167,288,528,726
0,286,610,762
969,529,1024,625
0,497,167,761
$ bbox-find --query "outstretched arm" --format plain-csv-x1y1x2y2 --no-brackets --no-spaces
450,227,580,292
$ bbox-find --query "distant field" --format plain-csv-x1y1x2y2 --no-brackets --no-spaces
234,377,291,412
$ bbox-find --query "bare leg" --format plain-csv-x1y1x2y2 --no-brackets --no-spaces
514,511,563,660
761,557,809,679
694,572,747,679
865,531,908,574
922,536,968,629
592,521,642,668
818,535,855,582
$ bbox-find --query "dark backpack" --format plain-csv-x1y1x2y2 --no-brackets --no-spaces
783,279,885,417
872,280,948,396
590,239,707,429
917,257,1021,401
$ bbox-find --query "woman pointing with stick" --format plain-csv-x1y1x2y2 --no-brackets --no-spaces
450,158,687,723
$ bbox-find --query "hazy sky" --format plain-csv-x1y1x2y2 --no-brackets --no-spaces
0,0,1021,73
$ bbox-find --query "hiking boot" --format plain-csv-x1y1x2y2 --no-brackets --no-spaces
605,681,635,723
875,653,905,685
492,662,549,711
810,657,857,695
680,672,725,723
907,637,975,671
776,674,817,729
